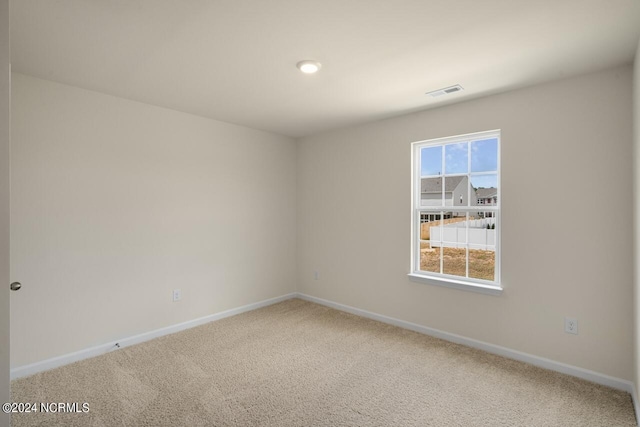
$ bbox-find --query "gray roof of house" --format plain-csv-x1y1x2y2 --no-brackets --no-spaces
421,176,465,194
476,188,498,198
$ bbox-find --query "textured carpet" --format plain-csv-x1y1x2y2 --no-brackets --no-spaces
11,298,636,426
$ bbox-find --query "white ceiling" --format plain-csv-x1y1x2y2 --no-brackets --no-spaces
10,1,640,138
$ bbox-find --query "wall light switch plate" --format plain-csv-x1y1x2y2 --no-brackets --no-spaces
173,289,182,302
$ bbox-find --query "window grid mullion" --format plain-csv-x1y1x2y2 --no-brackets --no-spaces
467,140,471,209
439,211,443,275
441,146,445,205
465,212,469,278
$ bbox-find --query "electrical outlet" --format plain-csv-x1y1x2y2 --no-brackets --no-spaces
564,317,578,335
313,271,320,280
173,289,182,302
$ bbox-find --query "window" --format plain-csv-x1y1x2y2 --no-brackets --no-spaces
409,130,501,294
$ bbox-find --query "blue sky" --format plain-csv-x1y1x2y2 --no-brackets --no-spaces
420,145,442,176
471,138,498,173
470,174,497,189
421,137,498,188
445,142,467,174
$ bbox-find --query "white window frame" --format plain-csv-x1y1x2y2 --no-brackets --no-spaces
408,130,502,295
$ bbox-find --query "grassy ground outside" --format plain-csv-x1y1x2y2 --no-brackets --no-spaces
420,246,495,281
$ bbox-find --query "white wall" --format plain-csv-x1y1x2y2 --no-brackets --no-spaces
10,62,635,383
10,73,297,367
297,65,634,380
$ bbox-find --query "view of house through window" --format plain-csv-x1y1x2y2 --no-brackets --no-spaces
412,130,500,287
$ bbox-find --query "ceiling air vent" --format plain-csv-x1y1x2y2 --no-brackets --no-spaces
426,84,464,98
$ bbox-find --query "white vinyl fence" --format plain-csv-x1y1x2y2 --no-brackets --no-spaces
429,218,496,251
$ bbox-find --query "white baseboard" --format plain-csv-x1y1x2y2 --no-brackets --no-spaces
297,292,640,424
10,293,297,380
10,290,640,425
631,382,640,426
296,293,636,396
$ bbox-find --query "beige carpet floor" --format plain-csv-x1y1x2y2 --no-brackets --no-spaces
11,298,636,426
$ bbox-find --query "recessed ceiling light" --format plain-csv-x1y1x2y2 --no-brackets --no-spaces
297,60,321,74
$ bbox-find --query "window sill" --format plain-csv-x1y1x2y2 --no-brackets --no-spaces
407,273,503,296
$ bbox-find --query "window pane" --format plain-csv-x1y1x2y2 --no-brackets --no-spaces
442,247,467,278
444,142,468,174
471,138,498,173
420,146,442,176
420,241,440,273
420,176,443,207
468,212,497,281
442,212,467,278
419,211,443,273
445,176,469,207
469,249,495,281
471,174,498,207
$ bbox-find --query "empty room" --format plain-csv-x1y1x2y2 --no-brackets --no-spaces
2,1,640,426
